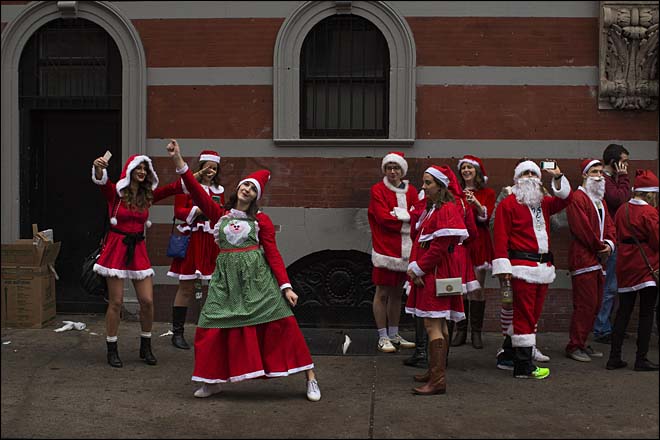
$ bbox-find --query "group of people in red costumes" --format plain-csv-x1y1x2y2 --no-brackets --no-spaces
368,149,658,394
90,141,658,400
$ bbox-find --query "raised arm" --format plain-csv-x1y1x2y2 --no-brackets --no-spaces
91,155,117,202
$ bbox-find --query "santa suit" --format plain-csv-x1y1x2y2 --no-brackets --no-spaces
368,177,419,284
491,175,572,349
167,184,225,280
565,187,616,353
405,201,467,321
91,169,183,279
614,199,659,292
468,187,496,270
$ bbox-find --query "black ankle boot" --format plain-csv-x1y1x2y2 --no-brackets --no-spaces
451,300,469,347
106,341,123,368
634,357,659,371
139,337,157,365
171,306,191,350
403,317,428,368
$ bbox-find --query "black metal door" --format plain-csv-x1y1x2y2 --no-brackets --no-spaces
22,110,121,312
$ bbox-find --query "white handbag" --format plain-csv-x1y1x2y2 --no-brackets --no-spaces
435,277,463,297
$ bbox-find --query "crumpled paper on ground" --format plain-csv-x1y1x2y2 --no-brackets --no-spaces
53,321,87,332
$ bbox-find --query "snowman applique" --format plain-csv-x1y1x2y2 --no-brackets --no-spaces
223,219,252,246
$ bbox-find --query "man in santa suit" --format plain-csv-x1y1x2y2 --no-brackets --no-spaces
368,152,419,353
492,159,572,379
565,159,616,362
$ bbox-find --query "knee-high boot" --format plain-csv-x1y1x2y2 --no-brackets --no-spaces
451,299,469,346
404,316,428,368
470,300,486,349
139,336,158,365
412,338,447,395
171,306,191,350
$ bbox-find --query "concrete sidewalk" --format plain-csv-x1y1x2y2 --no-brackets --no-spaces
1,314,658,439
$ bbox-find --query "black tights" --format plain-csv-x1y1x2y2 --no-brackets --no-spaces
610,287,658,360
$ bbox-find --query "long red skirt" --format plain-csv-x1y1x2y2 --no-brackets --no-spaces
192,316,314,383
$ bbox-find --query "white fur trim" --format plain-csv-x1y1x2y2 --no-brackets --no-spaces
91,167,108,185
279,283,292,291
604,239,615,253
382,176,410,194
393,207,411,222
239,178,261,200
175,163,189,174
629,199,648,206
186,206,200,225
528,206,549,253
511,263,556,284
382,154,408,177
418,228,469,243
192,363,314,384
457,158,480,171
492,258,512,275
618,281,657,292
581,159,602,175
116,155,158,196
633,186,659,192
199,154,220,163
511,333,536,347
166,270,212,281
210,184,225,194
405,307,466,322
552,175,571,199
371,250,409,271
571,265,602,276
93,264,154,280
424,167,449,187
513,160,541,181
407,261,425,277
109,217,118,226
463,280,481,293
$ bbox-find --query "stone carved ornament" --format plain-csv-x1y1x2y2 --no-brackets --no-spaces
599,1,658,110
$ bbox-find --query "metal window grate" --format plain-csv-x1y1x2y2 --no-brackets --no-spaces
300,15,389,138
19,18,121,110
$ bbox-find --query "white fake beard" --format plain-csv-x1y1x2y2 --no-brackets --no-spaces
584,176,605,201
512,177,544,207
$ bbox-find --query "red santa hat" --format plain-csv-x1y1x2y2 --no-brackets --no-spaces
633,169,659,192
424,165,451,188
513,160,541,183
580,158,602,175
237,169,271,200
198,150,221,164
457,155,488,182
381,151,409,177
112,154,158,227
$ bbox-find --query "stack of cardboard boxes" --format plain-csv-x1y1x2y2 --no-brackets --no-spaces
1,225,60,328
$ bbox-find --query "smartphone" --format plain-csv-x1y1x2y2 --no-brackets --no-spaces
102,150,112,161
540,161,556,170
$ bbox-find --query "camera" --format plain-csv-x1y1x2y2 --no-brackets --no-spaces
540,161,556,170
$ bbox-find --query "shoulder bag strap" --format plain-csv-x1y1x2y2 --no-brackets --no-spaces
625,203,655,277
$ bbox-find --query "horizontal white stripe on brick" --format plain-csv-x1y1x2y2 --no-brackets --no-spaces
1,1,599,22
146,139,659,160
147,66,598,86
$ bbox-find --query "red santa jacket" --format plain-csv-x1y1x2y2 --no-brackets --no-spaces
174,183,225,234
368,178,418,272
491,176,572,284
614,199,659,292
566,187,616,275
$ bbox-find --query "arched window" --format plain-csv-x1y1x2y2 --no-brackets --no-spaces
300,15,389,138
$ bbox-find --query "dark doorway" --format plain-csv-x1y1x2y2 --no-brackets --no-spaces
18,18,122,313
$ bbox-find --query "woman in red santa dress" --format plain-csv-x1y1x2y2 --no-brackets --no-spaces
405,165,467,395
92,153,185,368
166,139,321,402
607,169,659,372
453,155,496,349
167,150,225,350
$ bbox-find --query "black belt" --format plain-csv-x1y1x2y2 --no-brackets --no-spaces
110,228,145,266
621,238,646,245
508,250,554,264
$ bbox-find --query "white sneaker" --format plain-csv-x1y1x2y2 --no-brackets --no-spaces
377,337,396,353
306,379,321,402
390,334,415,349
533,346,550,362
193,383,222,398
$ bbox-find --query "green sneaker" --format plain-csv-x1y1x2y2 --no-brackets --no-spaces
515,366,550,380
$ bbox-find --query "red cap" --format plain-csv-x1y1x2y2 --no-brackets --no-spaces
238,169,271,200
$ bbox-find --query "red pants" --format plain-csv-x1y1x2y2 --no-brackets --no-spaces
566,270,604,353
511,278,548,348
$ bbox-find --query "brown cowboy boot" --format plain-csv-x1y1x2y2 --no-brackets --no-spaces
412,338,447,395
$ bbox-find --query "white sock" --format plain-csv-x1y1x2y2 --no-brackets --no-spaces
377,328,388,339
388,326,399,338
106,336,118,343
140,332,152,338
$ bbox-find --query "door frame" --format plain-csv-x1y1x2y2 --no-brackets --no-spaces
1,0,147,244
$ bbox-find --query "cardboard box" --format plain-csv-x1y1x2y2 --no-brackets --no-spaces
1,266,56,328
1,233,60,328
